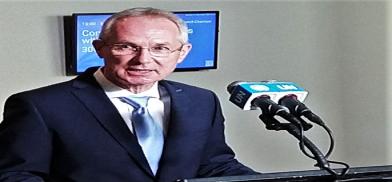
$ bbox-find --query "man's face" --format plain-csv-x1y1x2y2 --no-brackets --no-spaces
94,16,191,90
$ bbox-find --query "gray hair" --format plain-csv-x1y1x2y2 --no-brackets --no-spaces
99,7,189,44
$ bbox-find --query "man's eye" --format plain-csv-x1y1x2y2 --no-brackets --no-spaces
151,46,170,51
113,44,136,50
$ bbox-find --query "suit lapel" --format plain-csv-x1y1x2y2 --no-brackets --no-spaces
70,69,154,177
156,81,200,180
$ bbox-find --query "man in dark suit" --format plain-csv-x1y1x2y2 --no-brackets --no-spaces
0,7,257,182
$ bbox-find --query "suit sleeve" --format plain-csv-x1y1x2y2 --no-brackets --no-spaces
196,93,260,177
0,94,51,181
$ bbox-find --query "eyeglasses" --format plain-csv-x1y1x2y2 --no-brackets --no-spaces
104,42,183,57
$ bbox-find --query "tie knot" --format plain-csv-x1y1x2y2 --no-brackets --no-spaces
119,96,150,109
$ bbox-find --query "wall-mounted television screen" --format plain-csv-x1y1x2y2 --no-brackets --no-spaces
64,11,219,75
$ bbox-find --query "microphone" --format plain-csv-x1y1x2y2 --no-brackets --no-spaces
227,81,349,175
227,81,312,129
279,94,325,126
227,81,308,110
251,95,304,127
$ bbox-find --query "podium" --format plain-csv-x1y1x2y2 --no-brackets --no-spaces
178,165,392,182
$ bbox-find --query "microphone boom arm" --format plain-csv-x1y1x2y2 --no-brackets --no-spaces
256,109,349,177
259,114,332,171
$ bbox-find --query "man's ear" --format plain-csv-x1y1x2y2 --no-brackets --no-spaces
176,43,192,64
92,39,105,58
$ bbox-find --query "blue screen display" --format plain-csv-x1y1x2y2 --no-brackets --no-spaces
73,11,219,74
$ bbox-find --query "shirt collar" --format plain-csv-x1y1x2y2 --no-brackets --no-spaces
93,68,160,99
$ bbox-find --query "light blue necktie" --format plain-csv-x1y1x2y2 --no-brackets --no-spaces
119,96,164,175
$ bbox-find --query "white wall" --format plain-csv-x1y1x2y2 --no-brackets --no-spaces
0,0,390,173
336,1,389,167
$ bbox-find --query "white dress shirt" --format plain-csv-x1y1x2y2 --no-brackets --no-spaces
93,69,167,136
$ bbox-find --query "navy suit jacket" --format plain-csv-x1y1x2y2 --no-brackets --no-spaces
0,68,257,182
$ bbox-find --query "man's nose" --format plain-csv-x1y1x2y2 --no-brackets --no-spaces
134,47,153,63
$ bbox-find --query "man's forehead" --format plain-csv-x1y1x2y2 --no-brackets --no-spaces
110,16,181,43
116,16,178,29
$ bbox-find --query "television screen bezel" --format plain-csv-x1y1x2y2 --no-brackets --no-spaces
64,11,220,75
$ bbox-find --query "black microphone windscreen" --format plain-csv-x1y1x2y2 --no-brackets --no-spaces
227,81,244,94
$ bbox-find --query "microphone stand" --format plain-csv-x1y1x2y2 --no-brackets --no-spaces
257,112,349,178
259,114,332,170
251,96,349,177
